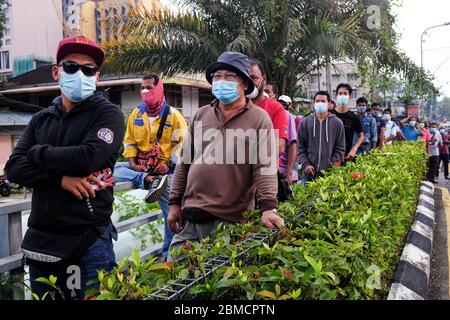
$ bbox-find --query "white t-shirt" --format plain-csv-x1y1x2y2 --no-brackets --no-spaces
428,130,443,156
384,120,398,145
148,116,156,129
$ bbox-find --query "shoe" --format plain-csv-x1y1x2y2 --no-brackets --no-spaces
145,175,168,203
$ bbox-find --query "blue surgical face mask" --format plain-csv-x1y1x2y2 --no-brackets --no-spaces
60,70,96,103
409,121,417,127
382,114,391,121
212,80,241,105
430,128,437,134
440,129,446,134
337,95,349,106
314,102,328,114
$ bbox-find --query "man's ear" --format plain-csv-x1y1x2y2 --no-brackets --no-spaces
96,72,100,85
52,65,60,82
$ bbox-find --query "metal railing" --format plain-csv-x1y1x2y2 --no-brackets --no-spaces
145,200,316,300
0,182,164,274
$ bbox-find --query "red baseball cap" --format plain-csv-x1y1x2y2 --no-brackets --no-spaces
56,35,105,67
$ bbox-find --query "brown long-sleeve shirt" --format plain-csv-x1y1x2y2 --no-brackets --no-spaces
168,99,278,223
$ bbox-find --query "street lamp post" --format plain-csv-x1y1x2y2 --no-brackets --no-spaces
420,22,450,119
421,22,450,69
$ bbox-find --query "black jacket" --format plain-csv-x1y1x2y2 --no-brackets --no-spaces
6,92,125,235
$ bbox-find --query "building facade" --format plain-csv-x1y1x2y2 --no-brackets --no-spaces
0,0,64,78
299,62,371,109
63,0,158,43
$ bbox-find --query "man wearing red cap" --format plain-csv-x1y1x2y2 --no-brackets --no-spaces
5,36,125,299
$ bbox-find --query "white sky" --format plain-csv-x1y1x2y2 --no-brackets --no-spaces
395,0,450,98
159,0,450,97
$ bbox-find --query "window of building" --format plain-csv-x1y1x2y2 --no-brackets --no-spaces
105,24,110,41
332,90,337,99
105,9,109,18
5,39,11,45
332,74,341,82
0,51,10,70
310,74,321,84
5,28,10,36
113,7,118,16
348,73,358,81
164,84,183,109
351,89,358,99
95,9,101,18
122,5,127,15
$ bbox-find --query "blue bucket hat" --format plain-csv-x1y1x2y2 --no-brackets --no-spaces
206,51,255,95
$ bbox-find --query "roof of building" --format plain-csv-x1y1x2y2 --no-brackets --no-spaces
0,112,33,126
0,96,44,113
0,65,211,95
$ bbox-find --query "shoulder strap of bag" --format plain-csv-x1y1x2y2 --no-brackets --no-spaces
156,103,170,142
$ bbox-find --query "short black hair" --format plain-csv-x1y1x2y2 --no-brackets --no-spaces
371,102,381,108
356,97,368,105
314,90,331,102
330,100,337,107
383,109,391,114
266,82,279,95
143,73,160,85
430,122,438,126
336,83,353,95
249,59,266,76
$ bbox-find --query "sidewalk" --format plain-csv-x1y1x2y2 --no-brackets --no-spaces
428,174,450,300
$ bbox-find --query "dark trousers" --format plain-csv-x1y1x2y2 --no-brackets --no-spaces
427,156,439,182
29,224,117,300
437,154,449,178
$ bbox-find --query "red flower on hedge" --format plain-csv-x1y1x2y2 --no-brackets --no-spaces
351,172,364,179
283,269,294,280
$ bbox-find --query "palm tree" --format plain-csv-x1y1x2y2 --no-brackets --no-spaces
103,0,436,97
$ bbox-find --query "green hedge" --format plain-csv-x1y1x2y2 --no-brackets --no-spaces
90,142,428,300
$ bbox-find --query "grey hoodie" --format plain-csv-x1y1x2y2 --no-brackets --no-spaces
298,112,345,176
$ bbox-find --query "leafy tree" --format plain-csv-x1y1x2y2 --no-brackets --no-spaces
103,0,437,97
435,97,450,120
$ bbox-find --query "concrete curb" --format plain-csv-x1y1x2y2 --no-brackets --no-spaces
387,181,435,300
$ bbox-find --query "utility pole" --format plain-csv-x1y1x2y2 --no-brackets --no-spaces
420,22,450,117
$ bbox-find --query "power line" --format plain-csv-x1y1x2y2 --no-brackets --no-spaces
423,45,450,52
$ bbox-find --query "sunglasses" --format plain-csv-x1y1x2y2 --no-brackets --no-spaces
58,61,98,77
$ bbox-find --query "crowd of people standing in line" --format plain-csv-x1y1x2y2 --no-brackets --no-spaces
5,34,447,300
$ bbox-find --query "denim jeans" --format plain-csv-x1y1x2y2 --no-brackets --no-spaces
298,173,315,185
28,224,117,300
114,161,173,259
357,143,371,156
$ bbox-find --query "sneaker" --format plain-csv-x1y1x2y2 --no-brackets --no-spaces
145,175,168,203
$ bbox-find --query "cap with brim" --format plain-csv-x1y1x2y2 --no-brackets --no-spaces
205,52,255,95
57,36,105,67
278,95,292,104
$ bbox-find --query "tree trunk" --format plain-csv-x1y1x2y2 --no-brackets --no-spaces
326,62,332,95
